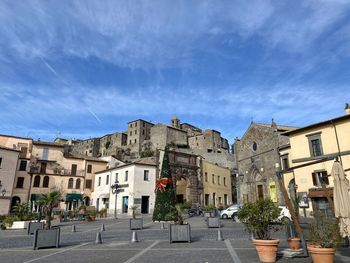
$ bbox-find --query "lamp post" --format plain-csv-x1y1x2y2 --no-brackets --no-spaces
111,180,120,219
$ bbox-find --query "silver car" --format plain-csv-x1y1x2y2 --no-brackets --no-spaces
220,204,242,219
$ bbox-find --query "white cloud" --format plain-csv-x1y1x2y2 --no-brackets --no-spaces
1,1,349,69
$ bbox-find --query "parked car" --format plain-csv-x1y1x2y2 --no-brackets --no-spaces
220,204,241,219
278,206,292,223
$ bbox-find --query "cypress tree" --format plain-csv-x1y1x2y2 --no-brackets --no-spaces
152,147,176,221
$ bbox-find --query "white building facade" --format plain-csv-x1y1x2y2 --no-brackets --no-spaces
92,159,156,216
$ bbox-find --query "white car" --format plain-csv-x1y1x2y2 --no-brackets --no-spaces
220,204,242,219
278,206,292,222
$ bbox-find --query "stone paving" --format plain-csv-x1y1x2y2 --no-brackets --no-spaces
0,216,349,263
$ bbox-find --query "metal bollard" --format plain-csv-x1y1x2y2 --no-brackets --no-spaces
131,231,139,243
95,231,102,244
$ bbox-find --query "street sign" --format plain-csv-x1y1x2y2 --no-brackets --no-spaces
117,189,125,193
119,184,129,188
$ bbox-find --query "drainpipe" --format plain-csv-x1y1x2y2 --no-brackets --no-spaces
331,120,343,166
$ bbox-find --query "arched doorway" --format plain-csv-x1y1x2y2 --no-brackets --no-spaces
11,196,21,211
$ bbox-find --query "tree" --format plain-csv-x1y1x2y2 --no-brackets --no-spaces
40,191,62,229
152,147,176,221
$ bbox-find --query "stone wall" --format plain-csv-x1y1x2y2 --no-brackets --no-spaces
150,124,187,150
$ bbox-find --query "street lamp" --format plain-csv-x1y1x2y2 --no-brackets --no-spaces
111,180,120,219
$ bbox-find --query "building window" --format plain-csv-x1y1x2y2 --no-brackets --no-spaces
130,123,132,128
205,172,208,182
20,147,27,158
218,176,220,185
307,133,323,157
224,177,226,186
129,140,131,145
115,173,118,182
144,170,149,181
311,139,322,156
224,194,228,206
135,122,137,127
252,142,258,151
71,164,77,176
68,178,74,189
76,178,81,189
87,165,92,173
134,139,137,143
98,177,101,186
129,131,132,136
16,177,24,188
125,171,128,182
281,155,289,170
19,160,27,171
85,179,92,189
205,194,210,206
135,130,137,135
42,147,49,160
212,174,215,184
40,162,47,173
142,130,145,135
218,196,222,205
312,171,329,186
43,176,49,188
0,157,2,168
106,174,109,185
33,175,41,187
213,193,216,206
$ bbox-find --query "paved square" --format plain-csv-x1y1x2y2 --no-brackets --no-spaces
1,216,349,263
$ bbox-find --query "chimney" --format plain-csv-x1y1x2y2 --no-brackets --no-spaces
345,103,350,115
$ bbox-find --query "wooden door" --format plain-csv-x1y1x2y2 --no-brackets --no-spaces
257,185,264,199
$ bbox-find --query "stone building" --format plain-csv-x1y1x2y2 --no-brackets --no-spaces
0,135,33,209
66,117,233,168
0,146,20,215
188,129,229,153
233,120,297,205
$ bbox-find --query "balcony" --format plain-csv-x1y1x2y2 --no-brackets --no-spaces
60,169,84,177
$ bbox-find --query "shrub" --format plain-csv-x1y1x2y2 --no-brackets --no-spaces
237,199,280,240
203,204,215,212
309,211,342,248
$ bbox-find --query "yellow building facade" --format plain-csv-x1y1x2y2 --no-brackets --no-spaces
202,160,232,208
280,113,350,217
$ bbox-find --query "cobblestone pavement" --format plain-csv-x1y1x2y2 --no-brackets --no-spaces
0,216,349,263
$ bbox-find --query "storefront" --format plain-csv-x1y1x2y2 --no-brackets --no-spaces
65,193,82,211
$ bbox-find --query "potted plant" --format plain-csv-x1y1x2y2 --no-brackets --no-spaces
129,205,143,230
307,211,342,263
167,204,191,243
9,202,36,229
237,199,281,263
203,204,215,218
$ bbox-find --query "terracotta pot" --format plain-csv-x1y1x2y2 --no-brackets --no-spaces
287,237,301,250
308,245,335,263
252,239,280,263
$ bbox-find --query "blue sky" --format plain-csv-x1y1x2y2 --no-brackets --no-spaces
1,1,350,144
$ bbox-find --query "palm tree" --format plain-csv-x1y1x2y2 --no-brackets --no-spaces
40,191,62,229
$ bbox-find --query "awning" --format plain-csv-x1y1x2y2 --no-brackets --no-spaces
30,194,42,202
99,193,110,199
66,193,82,202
